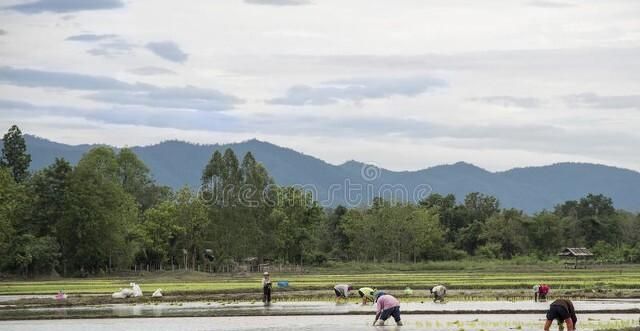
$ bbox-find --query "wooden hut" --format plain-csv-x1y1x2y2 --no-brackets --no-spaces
558,247,594,269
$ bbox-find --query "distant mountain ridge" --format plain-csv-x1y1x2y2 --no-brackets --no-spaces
11,135,640,213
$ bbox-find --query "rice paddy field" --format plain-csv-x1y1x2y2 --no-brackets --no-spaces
2,266,640,296
2,264,639,329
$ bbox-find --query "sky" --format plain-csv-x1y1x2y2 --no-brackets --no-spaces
0,0,639,172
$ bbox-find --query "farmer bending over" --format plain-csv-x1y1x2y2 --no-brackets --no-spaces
431,284,447,302
334,284,352,303
373,292,402,326
539,283,550,301
358,287,376,305
544,298,577,331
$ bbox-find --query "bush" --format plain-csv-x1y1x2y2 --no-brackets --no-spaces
476,243,502,259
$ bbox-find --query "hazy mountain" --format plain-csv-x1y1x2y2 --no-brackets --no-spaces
13,135,640,213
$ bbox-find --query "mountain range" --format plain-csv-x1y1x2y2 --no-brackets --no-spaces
12,135,640,213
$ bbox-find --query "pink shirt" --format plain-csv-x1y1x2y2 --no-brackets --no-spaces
376,295,400,313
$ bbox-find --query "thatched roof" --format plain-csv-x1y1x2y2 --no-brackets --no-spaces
558,247,594,257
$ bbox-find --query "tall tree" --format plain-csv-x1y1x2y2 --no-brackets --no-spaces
321,205,349,259
138,200,184,269
1,125,31,183
202,150,224,204
479,209,529,259
272,186,323,264
464,192,500,222
27,158,72,237
117,148,169,211
59,147,138,274
174,187,208,270
0,167,21,269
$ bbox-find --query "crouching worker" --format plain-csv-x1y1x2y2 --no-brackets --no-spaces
544,299,577,331
431,285,447,303
358,287,376,305
539,284,550,301
373,292,402,326
262,272,272,304
334,284,352,303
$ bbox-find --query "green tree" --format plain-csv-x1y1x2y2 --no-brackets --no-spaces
404,207,447,262
0,167,23,269
420,193,473,242
464,192,500,222
174,187,209,270
59,147,138,274
1,125,31,183
5,234,60,276
272,186,323,264
479,209,529,259
321,205,349,259
26,158,72,237
456,220,485,254
555,194,617,247
528,211,564,256
138,200,184,268
117,148,169,211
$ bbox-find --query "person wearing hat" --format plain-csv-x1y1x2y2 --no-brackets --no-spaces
431,285,447,303
544,298,577,331
358,287,376,305
373,292,403,326
334,284,353,303
262,271,272,303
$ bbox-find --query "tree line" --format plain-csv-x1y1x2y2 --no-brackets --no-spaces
1,125,639,277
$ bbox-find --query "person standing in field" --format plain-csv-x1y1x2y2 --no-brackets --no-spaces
544,298,577,331
262,271,272,304
334,284,352,303
358,287,376,305
373,292,403,326
431,284,447,302
533,284,541,302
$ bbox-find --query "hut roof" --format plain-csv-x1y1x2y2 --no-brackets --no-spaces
558,247,594,257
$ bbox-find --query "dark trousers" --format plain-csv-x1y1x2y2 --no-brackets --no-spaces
263,285,271,303
379,306,401,322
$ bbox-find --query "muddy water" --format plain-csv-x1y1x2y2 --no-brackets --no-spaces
0,314,639,331
0,295,55,303
2,300,639,320
0,299,640,322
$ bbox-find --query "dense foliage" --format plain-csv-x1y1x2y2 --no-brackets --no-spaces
1,125,640,276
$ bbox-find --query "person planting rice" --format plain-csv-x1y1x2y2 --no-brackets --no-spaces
533,284,542,302
539,283,550,301
373,292,403,326
334,284,352,303
544,298,577,331
261,271,272,304
430,284,447,302
358,287,376,305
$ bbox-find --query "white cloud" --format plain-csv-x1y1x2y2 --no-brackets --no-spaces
1,0,640,172
5,0,124,14
268,76,446,106
145,41,188,63
0,66,243,111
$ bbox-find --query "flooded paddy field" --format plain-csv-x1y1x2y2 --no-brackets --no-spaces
0,299,638,320
0,314,639,331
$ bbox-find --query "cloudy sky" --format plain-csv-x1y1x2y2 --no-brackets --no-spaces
0,0,639,171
